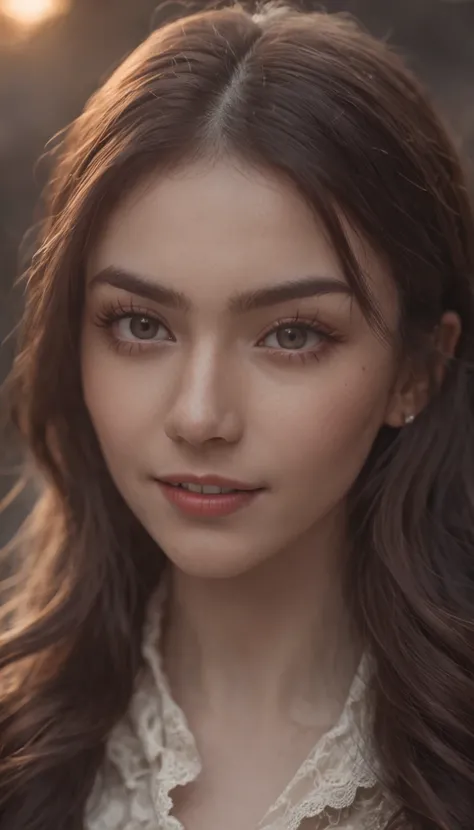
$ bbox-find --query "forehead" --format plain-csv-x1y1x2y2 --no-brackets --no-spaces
87,158,397,318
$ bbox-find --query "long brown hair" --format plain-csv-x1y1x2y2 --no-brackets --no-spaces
1,3,474,828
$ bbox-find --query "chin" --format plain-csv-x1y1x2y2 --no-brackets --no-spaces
157,540,269,580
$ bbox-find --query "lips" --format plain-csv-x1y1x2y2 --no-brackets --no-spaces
155,472,265,518
157,479,264,518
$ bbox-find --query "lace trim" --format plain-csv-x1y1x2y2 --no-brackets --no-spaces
258,655,379,829
86,582,384,830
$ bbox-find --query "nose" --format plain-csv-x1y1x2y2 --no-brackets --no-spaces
163,346,243,447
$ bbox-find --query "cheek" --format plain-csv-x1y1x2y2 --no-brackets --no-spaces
80,333,158,459
263,354,395,489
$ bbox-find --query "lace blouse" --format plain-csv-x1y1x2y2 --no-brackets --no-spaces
85,584,394,830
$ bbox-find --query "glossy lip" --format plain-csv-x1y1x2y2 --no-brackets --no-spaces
157,473,264,491
156,480,263,518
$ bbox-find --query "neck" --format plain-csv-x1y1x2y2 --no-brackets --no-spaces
162,511,362,722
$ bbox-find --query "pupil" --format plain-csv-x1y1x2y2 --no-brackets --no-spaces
278,326,306,349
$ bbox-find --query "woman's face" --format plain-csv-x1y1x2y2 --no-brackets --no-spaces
81,158,404,578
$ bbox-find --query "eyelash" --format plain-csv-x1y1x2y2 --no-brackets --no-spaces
96,300,171,356
94,300,341,364
258,311,340,364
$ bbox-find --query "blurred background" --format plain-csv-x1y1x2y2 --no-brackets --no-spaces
0,0,473,543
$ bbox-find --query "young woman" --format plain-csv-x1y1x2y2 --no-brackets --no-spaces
1,3,473,829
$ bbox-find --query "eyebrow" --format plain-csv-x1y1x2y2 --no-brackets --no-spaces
89,266,352,313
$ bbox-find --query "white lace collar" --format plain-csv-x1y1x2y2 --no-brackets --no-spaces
86,579,384,830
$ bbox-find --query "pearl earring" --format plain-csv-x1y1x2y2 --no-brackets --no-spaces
404,413,415,425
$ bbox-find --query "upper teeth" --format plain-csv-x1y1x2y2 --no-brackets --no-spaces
173,483,237,494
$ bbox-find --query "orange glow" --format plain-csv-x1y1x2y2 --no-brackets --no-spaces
1,0,68,27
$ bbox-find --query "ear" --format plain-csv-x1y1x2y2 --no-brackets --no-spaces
384,311,461,428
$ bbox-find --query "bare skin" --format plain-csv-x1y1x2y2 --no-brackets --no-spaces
81,158,461,829
163,552,360,830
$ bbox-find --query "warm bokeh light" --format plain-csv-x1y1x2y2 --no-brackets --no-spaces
1,0,68,27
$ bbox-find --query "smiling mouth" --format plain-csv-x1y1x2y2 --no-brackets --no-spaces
156,479,265,518
157,474,264,492
166,482,247,494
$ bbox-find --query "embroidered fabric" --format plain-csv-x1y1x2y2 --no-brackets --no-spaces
85,584,391,830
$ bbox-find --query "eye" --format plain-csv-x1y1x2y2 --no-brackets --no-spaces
261,323,324,351
115,315,171,342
